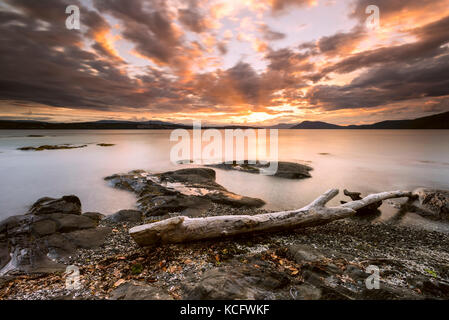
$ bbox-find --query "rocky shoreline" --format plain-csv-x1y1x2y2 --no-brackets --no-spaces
1,167,449,300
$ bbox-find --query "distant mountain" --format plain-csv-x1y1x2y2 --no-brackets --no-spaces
1,111,447,130
290,111,449,129
291,121,342,129
0,119,189,130
266,123,295,129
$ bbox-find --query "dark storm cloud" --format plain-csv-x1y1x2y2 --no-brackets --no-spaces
315,27,366,56
178,0,210,33
307,54,449,110
93,0,183,66
322,16,449,75
0,0,189,113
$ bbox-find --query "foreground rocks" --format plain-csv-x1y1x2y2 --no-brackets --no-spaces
2,215,449,301
206,161,313,179
0,195,111,275
1,183,449,300
105,168,265,217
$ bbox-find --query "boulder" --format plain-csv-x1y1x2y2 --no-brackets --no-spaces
104,210,143,223
109,281,173,300
28,195,82,215
409,188,449,220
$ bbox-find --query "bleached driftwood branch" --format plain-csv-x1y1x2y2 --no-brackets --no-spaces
129,189,413,246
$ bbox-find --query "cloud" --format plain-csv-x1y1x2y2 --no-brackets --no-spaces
270,0,315,13
259,24,286,41
0,0,448,124
307,54,449,110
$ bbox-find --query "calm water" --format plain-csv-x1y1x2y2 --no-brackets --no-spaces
1,130,448,232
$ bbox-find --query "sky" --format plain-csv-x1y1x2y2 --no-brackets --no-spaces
0,0,448,125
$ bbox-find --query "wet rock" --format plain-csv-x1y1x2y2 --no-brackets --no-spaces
105,168,265,217
206,161,313,179
407,188,449,221
109,281,173,300
97,143,115,147
17,144,87,151
104,210,143,223
29,195,82,215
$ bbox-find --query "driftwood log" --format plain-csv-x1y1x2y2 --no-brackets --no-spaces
129,189,413,246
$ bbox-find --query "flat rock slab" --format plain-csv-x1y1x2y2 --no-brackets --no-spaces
109,281,173,300
206,161,313,179
105,168,265,217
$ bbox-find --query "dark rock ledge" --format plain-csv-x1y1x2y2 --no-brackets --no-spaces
206,160,313,179
17,144,87,151
105,168,265,217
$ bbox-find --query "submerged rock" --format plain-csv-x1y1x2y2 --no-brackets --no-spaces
97,143,115,147
206,160,313,179
17,144,87,151
105,168,265,217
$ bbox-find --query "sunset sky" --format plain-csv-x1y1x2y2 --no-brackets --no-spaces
0,0,449,125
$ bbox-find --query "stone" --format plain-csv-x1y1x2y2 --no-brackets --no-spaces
82,212,105,222
409,188,449,220
109,281,173,300
183,261,290,300
104,210,143,223
29,195,82,215
287,244,325,264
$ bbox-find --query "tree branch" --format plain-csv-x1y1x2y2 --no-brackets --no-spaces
129,189,413,246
